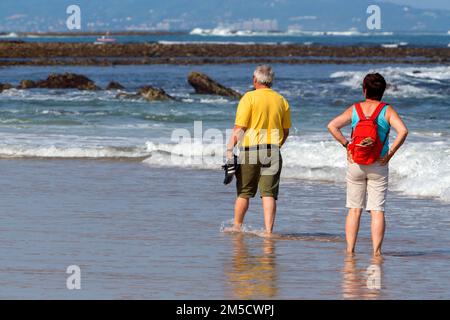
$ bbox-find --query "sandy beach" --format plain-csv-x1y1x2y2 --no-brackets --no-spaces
0,160,449,299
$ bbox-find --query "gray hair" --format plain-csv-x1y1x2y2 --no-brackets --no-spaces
253,65,274,87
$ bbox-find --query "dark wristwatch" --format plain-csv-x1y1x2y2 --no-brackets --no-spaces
343,141,349,149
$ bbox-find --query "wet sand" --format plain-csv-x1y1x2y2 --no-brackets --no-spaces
0,159,449,299
0,42,449,66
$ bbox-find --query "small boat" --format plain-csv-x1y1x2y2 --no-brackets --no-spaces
94,33,116,44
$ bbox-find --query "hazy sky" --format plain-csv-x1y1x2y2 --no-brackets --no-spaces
382,0,450,10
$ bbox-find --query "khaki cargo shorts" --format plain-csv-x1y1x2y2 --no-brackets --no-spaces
236,147,282,200
346,162,389,212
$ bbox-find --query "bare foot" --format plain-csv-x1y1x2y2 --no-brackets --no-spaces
223,225,242,233
261,231,275,238
345,250,356,257
373,251,383,257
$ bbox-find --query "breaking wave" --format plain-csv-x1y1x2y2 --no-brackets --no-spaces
330,65,450,98
0,130,448,202
142,135,450,203
189,28,394,37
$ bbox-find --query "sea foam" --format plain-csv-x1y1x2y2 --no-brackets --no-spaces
0,132,447,202
189,28,394,37
330,66,450,98
142,135,450,203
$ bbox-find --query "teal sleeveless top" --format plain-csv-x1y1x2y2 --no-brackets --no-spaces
351,105,390,157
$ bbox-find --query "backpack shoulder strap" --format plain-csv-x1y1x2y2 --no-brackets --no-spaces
354,103,366,121
369,102,388,121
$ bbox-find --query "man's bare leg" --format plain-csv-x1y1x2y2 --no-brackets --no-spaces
232,197,249,231
371,210,385,256
346,208,362,253
262,196,276,234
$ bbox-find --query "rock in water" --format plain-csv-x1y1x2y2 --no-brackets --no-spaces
187,72,242,98
18,80,37,89
138,85,173,101
106,81,125,90
34,73,100,90
0,83,13,92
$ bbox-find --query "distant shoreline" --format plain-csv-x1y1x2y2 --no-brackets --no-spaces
0,31,187,37
0,42,448,66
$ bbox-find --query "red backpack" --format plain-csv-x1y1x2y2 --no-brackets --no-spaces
348,102,388,165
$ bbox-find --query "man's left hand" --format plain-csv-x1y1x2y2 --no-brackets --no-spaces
226,149,234,161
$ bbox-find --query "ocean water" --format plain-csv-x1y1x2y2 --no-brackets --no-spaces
0,62,449,298
1,31,450,47
0,63,449,201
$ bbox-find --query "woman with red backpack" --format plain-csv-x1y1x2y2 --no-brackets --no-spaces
328,73,408,256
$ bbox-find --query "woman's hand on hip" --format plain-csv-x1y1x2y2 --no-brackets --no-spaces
378,152,392,166
347,148,354,164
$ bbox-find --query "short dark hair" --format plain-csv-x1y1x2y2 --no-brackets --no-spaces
363,73,386,100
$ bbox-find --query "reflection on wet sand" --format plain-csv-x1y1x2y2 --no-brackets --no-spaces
225,234,278,299
342,254,384,299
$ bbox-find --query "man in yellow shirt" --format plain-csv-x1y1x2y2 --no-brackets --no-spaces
226,65,291,235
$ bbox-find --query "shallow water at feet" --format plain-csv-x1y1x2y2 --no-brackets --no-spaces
0,160,449,299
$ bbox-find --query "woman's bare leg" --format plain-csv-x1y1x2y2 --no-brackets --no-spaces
346,208,363,253
371,210,385,256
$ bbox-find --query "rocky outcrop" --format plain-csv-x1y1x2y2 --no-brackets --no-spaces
187,72,242,98
0,83,13,92
106,81,125,90
36,73,100,90
17,73,100,90
18,79,37,89
138,85,173,101
116,85,174,101
0,42,448,66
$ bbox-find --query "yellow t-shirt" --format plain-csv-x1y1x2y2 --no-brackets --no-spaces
234,88,292,147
